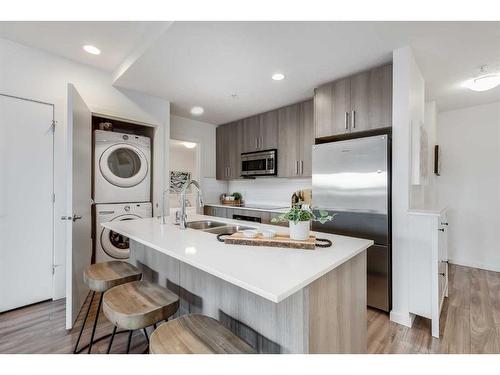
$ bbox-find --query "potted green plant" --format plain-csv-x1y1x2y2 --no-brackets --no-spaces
271,202,335,240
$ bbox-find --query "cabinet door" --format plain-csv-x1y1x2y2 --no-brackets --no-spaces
259,110,279,150
227,120,243,179
278,104,301,177
299,100,314,177
314,78,350,139
242,115,261,153
215,124,228,180
350,64,392,132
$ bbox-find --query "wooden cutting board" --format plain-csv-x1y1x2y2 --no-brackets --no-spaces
224,232,316,250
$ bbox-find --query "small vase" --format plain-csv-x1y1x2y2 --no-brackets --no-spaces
289,220,310,241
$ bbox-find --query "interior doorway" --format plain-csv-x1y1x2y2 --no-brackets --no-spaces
169,139,200,216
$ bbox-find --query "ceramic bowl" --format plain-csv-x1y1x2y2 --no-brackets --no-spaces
261,229,276,238
242,229,258,238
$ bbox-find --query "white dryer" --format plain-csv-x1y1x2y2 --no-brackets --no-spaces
94,130,151,203
95,202,152,263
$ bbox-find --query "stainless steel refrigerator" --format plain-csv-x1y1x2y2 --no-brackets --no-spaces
312,134,391,312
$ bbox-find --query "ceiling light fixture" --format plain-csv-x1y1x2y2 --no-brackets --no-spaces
462,65,500,92
83,45,101,55
183,142,196,149
190,106,204,116
272,73,286,81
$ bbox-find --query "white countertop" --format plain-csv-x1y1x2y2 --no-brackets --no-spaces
408,205,448,216
102,214,373,303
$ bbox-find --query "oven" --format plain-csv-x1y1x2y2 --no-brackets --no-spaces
241,149,277,177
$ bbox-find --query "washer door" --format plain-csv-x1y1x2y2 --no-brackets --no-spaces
100,214,140,259
99,143,148,188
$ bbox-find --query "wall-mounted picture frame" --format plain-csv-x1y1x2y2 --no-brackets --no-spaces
410,120,429,185
434,145,441,176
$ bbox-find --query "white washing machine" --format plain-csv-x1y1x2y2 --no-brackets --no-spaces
95,202,152,263
94,130,151,203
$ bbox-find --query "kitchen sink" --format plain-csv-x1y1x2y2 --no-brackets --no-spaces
204,224,256,235
185,220,227,230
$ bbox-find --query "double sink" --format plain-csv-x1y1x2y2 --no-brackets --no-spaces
185,220,255,235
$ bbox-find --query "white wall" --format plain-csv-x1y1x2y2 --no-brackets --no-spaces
437,101,500,272
0,38,170,299
170,115,226,204
391,46,426,327
228,178,311,207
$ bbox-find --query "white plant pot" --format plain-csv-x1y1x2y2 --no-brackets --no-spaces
289,220,310,241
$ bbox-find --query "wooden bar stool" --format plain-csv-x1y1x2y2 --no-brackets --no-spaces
149,314,256,354
74,261,142,354
103,280,179,354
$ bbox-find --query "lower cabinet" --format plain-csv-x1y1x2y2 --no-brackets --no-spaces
204,205,287,227
408,209,449,338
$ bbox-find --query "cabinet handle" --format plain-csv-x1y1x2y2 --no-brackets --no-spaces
260,136,263,149
344,112,349,130
351,110,356,129
441,222,449,226
300,160,304,175
438,228,445,232
439,273,446,277
295,160,299,175
441,260,449,264
255,137,259,149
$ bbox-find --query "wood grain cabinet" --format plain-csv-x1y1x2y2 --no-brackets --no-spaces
278,100,313,178
242,112,279,153
314,63,392,139
216,121,242,180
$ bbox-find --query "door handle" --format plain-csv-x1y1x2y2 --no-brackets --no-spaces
344,112,349,130
60,216,72,220
351,110,356,129
72,215,82,222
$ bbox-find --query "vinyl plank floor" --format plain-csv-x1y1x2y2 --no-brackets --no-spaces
1,264,500,354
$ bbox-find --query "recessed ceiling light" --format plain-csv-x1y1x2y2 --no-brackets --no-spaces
83,45,101,55
272,73,286,81
462,65,500,92
183,142,196,149
190,106,204,116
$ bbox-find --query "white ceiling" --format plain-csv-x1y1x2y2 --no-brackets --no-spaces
1,21,499,123
114,21,500,123
0,21,168,71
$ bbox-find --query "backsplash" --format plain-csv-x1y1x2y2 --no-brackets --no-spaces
228,178,312,207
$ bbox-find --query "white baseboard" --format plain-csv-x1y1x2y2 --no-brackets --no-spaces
449,259,500,273
390,310,415,327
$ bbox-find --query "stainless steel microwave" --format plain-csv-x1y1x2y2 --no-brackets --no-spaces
241,149,277,177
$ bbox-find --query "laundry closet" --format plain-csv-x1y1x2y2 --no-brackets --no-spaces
91,115,154,265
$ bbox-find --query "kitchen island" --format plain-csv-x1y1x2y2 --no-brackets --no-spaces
102,214,373,353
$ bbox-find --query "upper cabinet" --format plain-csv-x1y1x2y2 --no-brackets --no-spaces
242,112,278,153
314,63,392,139
278,100,314,178
216,121,242,180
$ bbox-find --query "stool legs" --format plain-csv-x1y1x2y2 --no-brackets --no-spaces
87,293,104,354
126,330,134,354
73,291,95,354
106,325,117,354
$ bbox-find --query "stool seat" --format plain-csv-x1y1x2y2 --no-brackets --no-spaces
103,280,179,331
83,261,142,292
149,314,256,354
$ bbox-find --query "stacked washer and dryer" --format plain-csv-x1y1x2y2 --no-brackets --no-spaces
94,130,152,263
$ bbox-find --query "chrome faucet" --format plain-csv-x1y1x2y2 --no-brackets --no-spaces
179,179,203,229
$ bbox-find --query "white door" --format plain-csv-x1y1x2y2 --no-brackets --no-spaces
65,85,92,329
0,94,54,312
